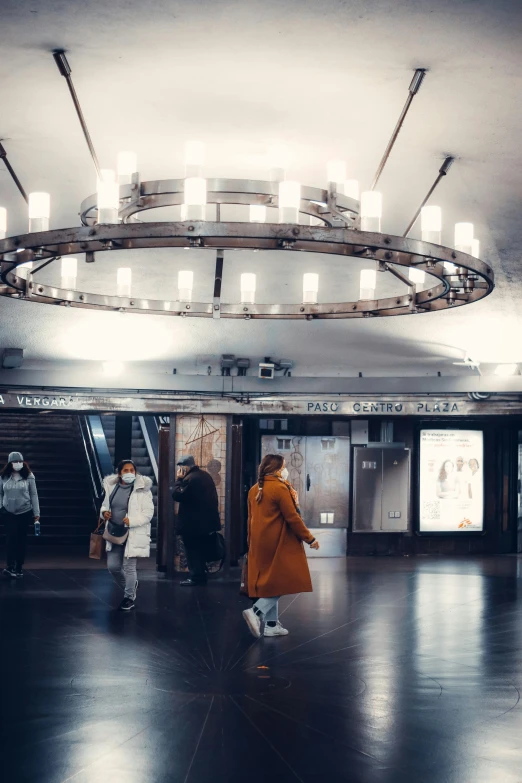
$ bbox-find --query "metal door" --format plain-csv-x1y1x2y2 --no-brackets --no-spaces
381,448,410,532
353,447,410,532
261,435,350,528
304,436,351,528
353,448,383,531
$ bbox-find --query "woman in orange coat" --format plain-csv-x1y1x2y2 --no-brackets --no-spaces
242,454,320,638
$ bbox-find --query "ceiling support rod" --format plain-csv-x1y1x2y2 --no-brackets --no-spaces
0,142,28,203
371,68,427,191
52,50,102,179
213,249,224,319
403,156,455,237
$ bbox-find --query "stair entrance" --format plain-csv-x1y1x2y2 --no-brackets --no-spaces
100,415,159,543
0,414,96,546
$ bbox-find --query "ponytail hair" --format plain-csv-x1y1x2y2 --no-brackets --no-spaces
256,453,284,503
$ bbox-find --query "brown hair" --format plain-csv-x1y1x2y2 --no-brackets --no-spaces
1,461,32,480
256,453,284,503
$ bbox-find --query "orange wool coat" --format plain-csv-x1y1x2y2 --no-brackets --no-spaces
247,475,315,598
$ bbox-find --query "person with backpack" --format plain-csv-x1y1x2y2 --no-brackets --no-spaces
1,452,40,579
100,459,154,611
242,453,319,638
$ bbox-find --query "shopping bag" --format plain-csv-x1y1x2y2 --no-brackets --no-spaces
89,521,105,560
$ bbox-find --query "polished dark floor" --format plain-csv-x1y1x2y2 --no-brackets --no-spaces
2,555,522,783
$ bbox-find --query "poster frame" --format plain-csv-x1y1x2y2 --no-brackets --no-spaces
414,421,487,537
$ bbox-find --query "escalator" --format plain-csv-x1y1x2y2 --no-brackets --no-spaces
0,414,97,546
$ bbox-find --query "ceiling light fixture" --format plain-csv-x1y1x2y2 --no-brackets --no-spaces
0,57,494,320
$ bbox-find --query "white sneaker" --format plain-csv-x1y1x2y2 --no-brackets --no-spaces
242,608,262,639
264,622,289,637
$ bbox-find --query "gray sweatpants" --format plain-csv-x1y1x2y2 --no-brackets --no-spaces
107,545,138,599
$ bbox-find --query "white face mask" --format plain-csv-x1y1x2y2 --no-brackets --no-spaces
12,462,23,472
121,473,136,484
281,467,289,481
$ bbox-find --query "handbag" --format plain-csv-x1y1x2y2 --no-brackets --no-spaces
205,530,226,562
239,553,249,595
89,520,106,560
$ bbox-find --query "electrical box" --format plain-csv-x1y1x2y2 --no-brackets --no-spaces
351,420,369,445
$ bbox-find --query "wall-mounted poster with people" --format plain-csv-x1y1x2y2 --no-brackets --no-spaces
419,429,484,532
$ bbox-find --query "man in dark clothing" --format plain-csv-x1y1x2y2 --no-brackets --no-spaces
172,455,221,586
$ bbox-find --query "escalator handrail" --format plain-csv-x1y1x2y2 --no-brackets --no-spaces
77,416,103,517
139,415,159,483
87,415,114,479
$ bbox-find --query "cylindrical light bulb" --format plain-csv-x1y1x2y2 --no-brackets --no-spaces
241,273,256,304
268,144,290,182
361,191,382,232
178,269,194,302
17,260,33,281
454,222,474,254
408,267,425,286
28,192,50,232
327,160,347,193
249,204,267,223
61,257,78,289
183,177,207,221
0,207,6,239
303,273,319,304
344,179,359,201
97,170,120,224
360,268,377,300
421,206,442,244
471,238,480,258
185,141,205,177
279,180,301,224
117,267,132,297
117,151,138,184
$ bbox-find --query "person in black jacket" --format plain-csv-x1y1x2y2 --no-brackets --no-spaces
172,455,221,586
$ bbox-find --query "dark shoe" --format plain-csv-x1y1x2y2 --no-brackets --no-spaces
3,566,16,579
118,597,135,611
15,568,24,579
180,578,206,586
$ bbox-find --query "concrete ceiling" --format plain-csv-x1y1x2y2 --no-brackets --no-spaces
1,0,521,380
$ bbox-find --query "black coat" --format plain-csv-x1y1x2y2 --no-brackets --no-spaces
172,467,221,536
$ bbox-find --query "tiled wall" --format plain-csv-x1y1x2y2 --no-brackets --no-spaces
174,414,227,571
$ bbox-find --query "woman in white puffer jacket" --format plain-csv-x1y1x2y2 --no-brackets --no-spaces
100,459,154,611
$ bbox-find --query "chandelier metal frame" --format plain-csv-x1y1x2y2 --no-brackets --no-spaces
0,56,495,321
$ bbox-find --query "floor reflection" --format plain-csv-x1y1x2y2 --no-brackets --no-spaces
1,556,522,782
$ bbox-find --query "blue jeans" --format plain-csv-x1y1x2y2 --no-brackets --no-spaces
253,596,280,623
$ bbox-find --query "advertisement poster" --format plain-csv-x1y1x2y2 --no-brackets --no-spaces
419,429,484,532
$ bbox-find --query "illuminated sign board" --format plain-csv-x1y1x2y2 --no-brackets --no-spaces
419,429,484,532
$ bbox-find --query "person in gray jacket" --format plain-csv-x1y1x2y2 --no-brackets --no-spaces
1,452,40,578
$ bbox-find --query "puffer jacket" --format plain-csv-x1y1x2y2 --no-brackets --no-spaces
100,473,154,558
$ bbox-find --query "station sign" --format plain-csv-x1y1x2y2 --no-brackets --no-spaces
0,389,522,416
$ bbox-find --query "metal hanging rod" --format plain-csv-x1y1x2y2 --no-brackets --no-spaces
213,249,224,319
52,50,102,179
371,68,427,191
0,141,28,203
403,156,454,237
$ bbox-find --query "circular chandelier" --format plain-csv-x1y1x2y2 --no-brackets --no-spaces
0,60,494,321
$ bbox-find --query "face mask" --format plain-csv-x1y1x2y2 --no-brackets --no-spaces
12,462,23,472
281,468,289,481
121,473,136,484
